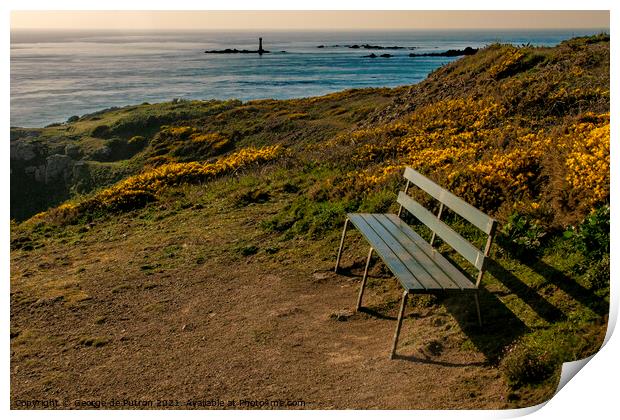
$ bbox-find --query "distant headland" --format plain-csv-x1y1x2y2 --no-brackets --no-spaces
409,47,478,57
362,47,478,59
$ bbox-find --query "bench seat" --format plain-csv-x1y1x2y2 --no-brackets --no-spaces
347,213,477,293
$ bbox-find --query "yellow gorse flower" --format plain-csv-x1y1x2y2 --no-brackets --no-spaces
32,145,284,223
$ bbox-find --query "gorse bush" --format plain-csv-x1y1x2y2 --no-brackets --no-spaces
147,126,232,161
173,132,231,160
316,41,609,228
29,145,283,225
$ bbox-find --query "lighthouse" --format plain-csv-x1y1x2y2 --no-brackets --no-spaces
259,37,265,55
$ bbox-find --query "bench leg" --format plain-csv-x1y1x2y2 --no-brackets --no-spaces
474,291,482,327
334,219,350,273
390,290,409,359
356,247,373,310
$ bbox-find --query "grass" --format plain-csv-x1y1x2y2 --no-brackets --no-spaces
10,172,608,406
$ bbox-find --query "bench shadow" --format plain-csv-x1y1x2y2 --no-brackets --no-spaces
356,280,530,365
442,287,529,365
523,258,608,317
335,263,395,280
484,259,567,323
358,306,396,321
338,255,585,365
334,264,364,278
391,354,488,368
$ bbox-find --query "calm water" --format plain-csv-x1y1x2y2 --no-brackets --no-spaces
10,29,605,127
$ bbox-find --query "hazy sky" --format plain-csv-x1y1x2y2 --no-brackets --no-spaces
11,10,610,30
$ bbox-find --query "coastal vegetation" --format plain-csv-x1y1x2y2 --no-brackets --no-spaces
10,35,609,408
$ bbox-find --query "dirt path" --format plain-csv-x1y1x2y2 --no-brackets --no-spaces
11,198,513,409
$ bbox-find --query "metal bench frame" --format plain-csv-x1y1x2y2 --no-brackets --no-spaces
334,167,497,359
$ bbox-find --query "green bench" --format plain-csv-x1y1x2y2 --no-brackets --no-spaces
334,167,497,359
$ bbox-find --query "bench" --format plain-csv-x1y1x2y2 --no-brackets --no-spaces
334,167,497,359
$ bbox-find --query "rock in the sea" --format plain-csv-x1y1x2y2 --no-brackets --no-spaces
204,48,270,54
363,53,392,58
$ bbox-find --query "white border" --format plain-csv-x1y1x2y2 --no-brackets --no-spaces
3,1,616,419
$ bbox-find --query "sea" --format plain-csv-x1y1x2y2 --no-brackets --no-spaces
10,29,606,128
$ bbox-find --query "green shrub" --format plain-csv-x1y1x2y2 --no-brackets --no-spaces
239,245,259,256
500,322,604,389
498,212,546,258
358,190,397,213
232,188,271,207
262,196,356,238
566,205,609,260
500,343,557,387
128,135,147,147
581,254,610,292
91,124,111,138
107,137,127,149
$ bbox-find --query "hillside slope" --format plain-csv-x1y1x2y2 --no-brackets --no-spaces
11,35,609,409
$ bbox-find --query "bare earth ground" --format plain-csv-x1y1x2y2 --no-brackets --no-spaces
11,185,547,410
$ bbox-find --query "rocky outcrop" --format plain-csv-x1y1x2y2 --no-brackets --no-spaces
89,145,112,161
71,161,93,193
11,137,91,220
10,142,37,162
65,143,82,159
10,129,42,142
23,165,46,183
45,154,73,184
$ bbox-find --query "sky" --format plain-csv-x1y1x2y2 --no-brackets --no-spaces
10,10,610,31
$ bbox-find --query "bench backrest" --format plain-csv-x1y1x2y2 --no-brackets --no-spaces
397,167,496,285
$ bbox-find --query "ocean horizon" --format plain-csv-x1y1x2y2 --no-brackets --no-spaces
10,28,607,128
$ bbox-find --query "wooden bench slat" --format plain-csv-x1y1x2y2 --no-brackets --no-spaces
397,191,485,270
384,214,477,290
377,214,475,290
404,167,496,235
364,214,448,290
347,214,426,291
